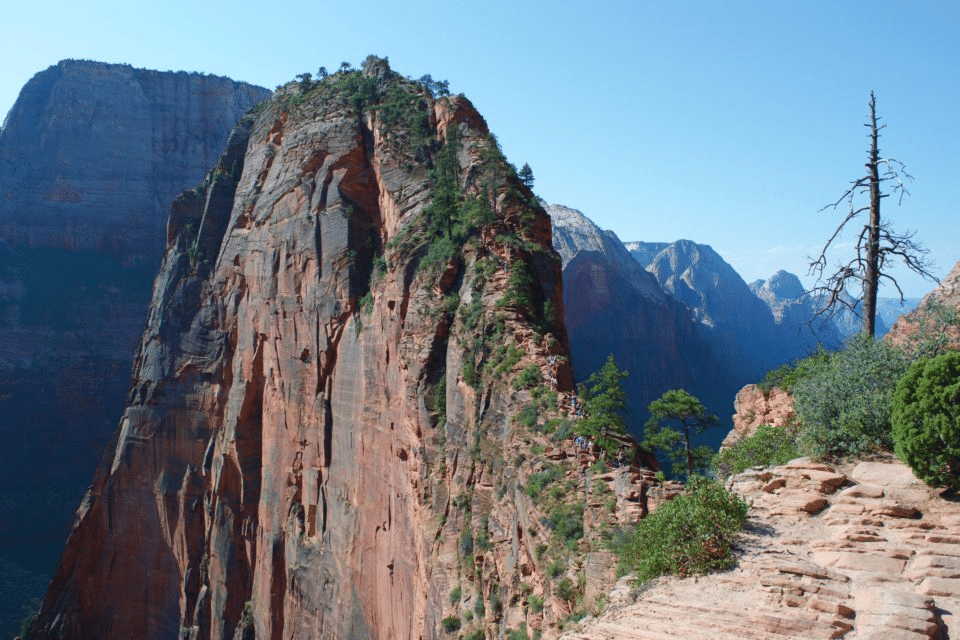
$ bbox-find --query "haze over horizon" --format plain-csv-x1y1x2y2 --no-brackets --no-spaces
2,0,957,297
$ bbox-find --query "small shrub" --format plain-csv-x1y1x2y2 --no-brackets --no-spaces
547,501,584,547
892,351,960,491
513,364,542,390
441,615,461,633
464,630,485,640
473,596,485,618
617,478,748,582
714,421,801,479
527,593,544,613
449,585,462,606
524,464,561,498
515,403,538,429
555,577,577,604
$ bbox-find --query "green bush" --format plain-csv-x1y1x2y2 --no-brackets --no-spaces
449,585,462,605
892,351,960,491
714,422,801,478
524,464,561,498
527,593,544,613
513,364,543,390
547,501,584,547
792,333,909,459
554,577,577,604
441,615,461,632
617,478,748,582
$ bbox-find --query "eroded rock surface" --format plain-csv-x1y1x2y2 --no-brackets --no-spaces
27,58,588,640
886,260,960,353
562,456,960,639
722,383,796,449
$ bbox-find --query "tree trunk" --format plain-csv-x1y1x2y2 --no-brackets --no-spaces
863,92,882,337
684,425,693,479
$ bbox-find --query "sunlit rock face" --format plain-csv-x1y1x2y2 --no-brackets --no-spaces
0,59,269,635
28,58,575,640
886,260,960,352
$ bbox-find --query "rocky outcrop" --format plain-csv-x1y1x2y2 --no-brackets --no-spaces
27,58,592,640
722,384,795,450
0,60,269,635
549,206,732,441
562,455,960,639
886,260,960,353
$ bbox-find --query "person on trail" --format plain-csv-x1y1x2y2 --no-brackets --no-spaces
617,447,626,468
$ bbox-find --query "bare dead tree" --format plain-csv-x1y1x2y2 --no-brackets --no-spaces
808,92,939,337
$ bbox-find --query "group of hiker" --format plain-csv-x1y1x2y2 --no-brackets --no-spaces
571,433,630,468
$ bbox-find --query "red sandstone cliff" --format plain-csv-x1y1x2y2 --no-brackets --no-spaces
27,57,588,640
886,259,960,354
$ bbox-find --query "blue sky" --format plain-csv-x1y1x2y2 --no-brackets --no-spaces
2,0,957,297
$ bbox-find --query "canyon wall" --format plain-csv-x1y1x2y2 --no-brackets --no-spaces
28,58,580,640
0,59,270,634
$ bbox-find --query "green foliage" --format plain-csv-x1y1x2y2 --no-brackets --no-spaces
515,403,538,429
513,364,542,390
464,630,485,640
518,163,535,189
578,354,629,453
441,615,461,633
527,593,544,613
449,585,462,606
644,389,719,480
546,500,584,547
617,478,748,582
555,578,577,604
714,421,801,479
524,464,561,498
473,595,485,618
892,351,960,490
793,333,908,459
758,348,832,394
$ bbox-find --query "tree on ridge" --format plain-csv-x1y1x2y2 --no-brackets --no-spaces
809,91,938,337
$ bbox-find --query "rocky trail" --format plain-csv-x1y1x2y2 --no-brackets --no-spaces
562,456,960,640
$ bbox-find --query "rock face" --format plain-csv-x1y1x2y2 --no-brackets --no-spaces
750,270,843,344
27,58,585,640
886,260,960,353
562,455,960,640
549,206,731,438
0,60,269,634
722,384,795,450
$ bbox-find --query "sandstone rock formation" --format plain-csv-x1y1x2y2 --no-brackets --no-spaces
722,383,796,450
886,260,960,354
549,206,731,442
562,455,960,639
24,57,612,640
0,60,269,635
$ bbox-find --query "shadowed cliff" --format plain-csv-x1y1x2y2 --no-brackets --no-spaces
0,60,270,636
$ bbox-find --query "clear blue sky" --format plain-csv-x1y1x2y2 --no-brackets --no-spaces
2,0,957,297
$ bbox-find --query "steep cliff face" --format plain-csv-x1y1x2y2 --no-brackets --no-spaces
0,60,270,635
0,59,271,268
549,206,731,433
28,58,582,640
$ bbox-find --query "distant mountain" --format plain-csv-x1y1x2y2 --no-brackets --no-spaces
548,205,732,435
749,270,843,346
627,241,814,383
